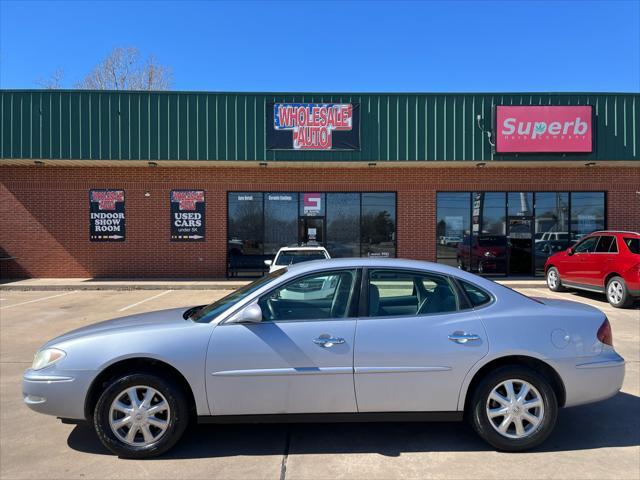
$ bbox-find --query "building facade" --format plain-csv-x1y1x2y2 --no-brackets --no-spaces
1,91,638,278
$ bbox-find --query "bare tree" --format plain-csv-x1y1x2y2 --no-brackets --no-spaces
76,47,172,90
37,68,65,89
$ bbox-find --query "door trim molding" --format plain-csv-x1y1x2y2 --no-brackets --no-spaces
197,411,463,424
211,366,353,377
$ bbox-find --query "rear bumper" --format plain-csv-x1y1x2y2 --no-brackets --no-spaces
556,351,625,408
22,369,95,420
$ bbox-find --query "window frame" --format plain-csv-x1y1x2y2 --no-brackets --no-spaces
593,235,618,254
253,267,362,324
455,279,496,310
360,267,464,319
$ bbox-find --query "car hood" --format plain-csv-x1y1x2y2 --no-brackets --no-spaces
44,307,190,347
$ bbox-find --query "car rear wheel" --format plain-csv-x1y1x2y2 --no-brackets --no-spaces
606,276,633,308
470,366,558,452
94,373,189,458
546,267,566,292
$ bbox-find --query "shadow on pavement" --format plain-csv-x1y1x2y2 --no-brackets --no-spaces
67,392,640,459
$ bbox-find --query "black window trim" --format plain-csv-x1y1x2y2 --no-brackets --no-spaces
454,278,496,311
360,267,464,319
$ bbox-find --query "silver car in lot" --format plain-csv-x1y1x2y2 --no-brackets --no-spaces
23,259,624,458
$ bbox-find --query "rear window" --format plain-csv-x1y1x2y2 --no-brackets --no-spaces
624,238,640,254
459,280,492,307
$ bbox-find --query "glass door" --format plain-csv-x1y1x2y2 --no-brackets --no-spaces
507,192,534,275
299,217,325,245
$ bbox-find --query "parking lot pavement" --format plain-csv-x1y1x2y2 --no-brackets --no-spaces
0,288,638,480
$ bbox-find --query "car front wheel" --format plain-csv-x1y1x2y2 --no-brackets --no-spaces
470,366,558,452
606,276,633,308
94,373,189,458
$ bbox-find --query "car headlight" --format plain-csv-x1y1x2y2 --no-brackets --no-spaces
31,348,66,370
484,251,496,258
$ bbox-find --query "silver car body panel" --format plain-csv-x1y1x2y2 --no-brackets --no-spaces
23,258,625,421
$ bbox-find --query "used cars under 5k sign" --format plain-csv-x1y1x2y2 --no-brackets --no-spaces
23,259,624,458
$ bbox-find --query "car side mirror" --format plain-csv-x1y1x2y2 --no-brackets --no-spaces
567,247,574,256
228,303,263,324
264,259,272,266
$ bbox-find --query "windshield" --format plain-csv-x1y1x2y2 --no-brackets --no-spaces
275,251,327,266
189,269,286,323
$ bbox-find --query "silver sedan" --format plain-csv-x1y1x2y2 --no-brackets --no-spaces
23,258,625,458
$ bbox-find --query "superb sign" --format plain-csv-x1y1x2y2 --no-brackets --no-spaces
496,106,593,153
267,103,360,150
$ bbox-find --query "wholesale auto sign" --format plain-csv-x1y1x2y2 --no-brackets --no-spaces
171,190,205,241
89,189,125,241
495,106,593,153
267,103,360,150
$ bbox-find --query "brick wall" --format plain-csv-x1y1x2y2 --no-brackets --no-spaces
1,165,639,278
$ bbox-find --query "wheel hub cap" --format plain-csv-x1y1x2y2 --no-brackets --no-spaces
486,379,544,440
109,385,171,447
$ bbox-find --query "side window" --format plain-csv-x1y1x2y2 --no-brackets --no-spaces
624,237,639,254
259,269,357,322
368,269,459,317
459,280,492,307
573,236,598,253
595,236,615,253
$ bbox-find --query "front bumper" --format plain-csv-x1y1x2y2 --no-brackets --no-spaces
556,350,625,408
22,369,95,420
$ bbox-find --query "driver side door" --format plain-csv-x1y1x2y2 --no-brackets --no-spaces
205,268,360,416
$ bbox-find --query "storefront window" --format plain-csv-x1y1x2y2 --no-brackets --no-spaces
264,193,298,254
570,192,605,242
361,193,396,257
228,191,397,276
534,193,569,275
436,193,470,268
326,193,360,257
227,192,265,276
437,191,605,277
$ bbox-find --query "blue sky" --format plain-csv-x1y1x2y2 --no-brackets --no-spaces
1,0,638,92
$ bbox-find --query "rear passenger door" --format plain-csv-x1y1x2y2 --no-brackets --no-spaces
353,269,489,412
591,235,619,287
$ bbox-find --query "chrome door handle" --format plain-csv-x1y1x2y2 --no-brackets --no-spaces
313,336,345,348
448,332,481,344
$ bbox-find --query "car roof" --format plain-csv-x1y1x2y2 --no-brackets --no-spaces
591,230,640,236
276,246,328,252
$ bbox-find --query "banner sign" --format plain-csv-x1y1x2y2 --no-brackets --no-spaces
90,189,125,241
495,105,593,153
171,190,205,241
267,103,360,150
303,193,322,215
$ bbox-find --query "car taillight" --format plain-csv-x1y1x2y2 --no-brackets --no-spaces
597,318,613,346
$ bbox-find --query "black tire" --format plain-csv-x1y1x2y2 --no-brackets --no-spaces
606,276,634,308
469,366,558,452
457,257,466,270
94,373,189,458
546,267,566,292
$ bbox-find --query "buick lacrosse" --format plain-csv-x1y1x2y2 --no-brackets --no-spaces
23,259,624,458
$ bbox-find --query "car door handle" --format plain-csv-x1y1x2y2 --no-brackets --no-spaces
313,336,345,348
448,332,481,344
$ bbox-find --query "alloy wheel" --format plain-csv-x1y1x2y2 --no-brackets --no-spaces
109,385,171,447
485,379,544,440
547,269,558,289
607,280,624,305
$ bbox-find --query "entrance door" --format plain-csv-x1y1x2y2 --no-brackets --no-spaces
508,216,533,275
299,217,325,244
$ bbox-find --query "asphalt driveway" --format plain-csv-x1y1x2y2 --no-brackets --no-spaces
0,287,638,480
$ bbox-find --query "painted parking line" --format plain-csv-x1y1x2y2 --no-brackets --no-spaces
117,290,173,312
0,290,77,310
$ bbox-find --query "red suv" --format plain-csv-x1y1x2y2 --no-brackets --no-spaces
545,231,640,308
